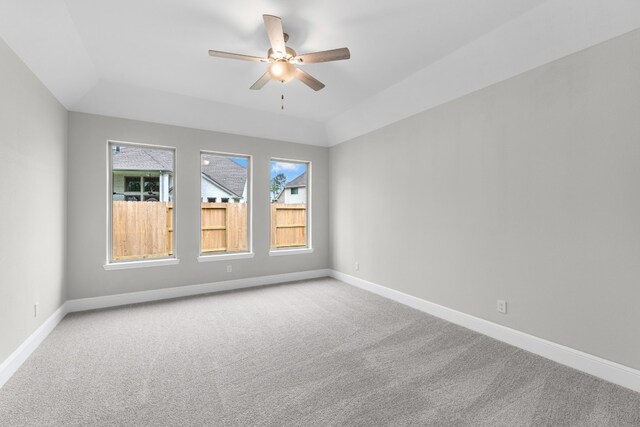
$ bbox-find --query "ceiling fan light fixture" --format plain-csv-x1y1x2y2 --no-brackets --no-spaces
268,60,296,83
208,15,350,91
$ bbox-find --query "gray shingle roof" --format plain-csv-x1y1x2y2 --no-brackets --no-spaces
112,145,174,171
201,154,247,198
112,147,247,198
285,171,307,188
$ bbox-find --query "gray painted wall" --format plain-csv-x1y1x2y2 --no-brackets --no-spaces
66,113,329,299
330,29,640,370
0,38,68,362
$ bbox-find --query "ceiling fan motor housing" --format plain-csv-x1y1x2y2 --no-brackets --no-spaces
267,46,297,61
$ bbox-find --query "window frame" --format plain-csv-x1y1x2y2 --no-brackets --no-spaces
197,150,254,262
269,157,313,256
104,140,179,270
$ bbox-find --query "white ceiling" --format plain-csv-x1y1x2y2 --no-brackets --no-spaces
1,0,640,146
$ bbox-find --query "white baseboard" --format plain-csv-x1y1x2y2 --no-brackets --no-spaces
330,270,640,393
0,302,69,389
0,269,331,389
4,269,638,393
65,269,331,312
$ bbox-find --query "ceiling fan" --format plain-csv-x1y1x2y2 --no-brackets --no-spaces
208,15,350,91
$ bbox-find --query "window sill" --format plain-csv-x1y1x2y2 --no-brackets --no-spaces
269,248,314,257
197,252,255,262
103,258,180,271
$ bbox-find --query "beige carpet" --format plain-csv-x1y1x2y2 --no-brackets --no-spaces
0,277,639,426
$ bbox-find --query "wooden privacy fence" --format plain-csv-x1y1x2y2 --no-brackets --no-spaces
271,204,307,249
112,201,306,260
201,203,248,253
112,201,173,260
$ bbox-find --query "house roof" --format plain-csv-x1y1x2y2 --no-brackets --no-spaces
112,145,173,171
285,172,307,189
113,147,247,198
275,171,307,201
201,154,247,198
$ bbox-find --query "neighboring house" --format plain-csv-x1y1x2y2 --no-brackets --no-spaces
112,145,174,201
276,172,307,204
112,147,247,203
200,154,248,203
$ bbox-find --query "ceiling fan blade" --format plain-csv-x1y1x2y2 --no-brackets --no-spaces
250,72,271,90
263,15,286,57
295,48,351,64
295,68,325,91
208,50,267,62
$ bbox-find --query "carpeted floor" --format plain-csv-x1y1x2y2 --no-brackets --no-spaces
0,277,639,426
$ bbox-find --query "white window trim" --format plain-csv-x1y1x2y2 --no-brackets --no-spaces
270,157,312,252
199,150,253,258
103,258,180,271
197,252,255,262
269,248,314,257
106,140,178,267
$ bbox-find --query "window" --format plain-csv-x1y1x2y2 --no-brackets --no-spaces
109,142,175,263
122,176,160,201
200,152,251,256
144,177,159,193
125,176,141,192
270,159,310,251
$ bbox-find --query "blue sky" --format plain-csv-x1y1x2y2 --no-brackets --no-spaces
230,157,247,168
222,158,305,184
270,160,306,183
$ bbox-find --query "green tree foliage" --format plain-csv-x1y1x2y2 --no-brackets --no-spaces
270,173,287,202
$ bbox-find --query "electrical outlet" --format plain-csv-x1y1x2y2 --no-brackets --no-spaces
355,261,359,271
226,265,232,273
497,300,507,314
34,303,38,318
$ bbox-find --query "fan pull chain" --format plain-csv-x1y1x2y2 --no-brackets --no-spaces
281,94,284,110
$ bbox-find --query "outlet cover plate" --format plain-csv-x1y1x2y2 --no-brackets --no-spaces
497,299,507,314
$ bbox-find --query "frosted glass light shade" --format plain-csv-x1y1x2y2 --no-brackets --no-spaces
268,61,296,82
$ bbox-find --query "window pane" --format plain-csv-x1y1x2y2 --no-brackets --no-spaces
201,153,250,254
125,177,141,192
110,143,175,261
144,177,159,193
270,160,309,249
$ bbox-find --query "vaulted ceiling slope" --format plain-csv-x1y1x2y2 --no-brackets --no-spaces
1,0,639,146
